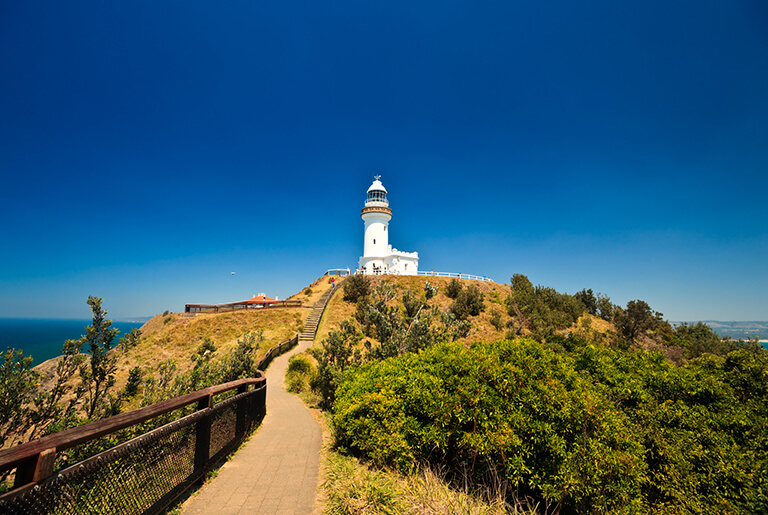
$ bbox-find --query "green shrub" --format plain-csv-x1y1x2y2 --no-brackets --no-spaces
285,354,316,393
119,328,142,350
333,339,647,513
571,344,768,512
445,278,463,299
450,284,485,320
192,338,217,364
123,367,142,398
507,274,586,339
286,353,318,393
489,308,503,331
288,354,312,375
343,274,371,303
310,321,362,409
670,321,744,358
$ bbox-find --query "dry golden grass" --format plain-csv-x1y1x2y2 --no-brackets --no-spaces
288,274,339,307
114,273,351,392
322,451,534,515
113,307,305,392
316,290,356,344
32,274,341,406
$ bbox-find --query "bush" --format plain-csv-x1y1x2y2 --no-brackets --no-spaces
334,339,646,513
119,328,142,350
670,321,742,358
123,367,142,398
507,274,586,339
450,284,485,320
288,354,312,375
192,338,217,364
310,321,362,409
343,274,371,303
286,354,315,394
445,278,463,299
489,308,503,331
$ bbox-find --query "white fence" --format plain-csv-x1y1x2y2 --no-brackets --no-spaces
352,269,492,282
416,271,493,282
325,268,352,276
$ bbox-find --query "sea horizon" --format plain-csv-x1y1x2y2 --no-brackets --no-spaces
0,318,145,366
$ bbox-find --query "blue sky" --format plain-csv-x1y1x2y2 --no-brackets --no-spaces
1,1,766,321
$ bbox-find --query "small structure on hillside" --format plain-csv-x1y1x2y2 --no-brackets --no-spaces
184,293,301,314
358,176,419,275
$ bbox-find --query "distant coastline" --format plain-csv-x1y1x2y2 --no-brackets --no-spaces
0,318,144,365
672,321,768,341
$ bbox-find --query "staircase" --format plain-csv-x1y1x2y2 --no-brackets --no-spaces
299,280,343,343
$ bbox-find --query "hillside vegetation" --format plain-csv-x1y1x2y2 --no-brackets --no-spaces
316,275,511,346
4,273,766,513
117,308,303,390
292,274,768,514
1,278,329,461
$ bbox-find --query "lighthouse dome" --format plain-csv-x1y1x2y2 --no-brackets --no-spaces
367,179,387,194
366,177,388,204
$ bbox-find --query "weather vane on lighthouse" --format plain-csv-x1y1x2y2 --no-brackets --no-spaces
358,176,419,276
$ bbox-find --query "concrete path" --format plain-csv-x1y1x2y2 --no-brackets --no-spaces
181,337,322,515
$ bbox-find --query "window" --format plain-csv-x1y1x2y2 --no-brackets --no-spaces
373,239,376,244
368,190,387,203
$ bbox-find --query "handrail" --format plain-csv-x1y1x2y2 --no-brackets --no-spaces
0,376,264,476
0,333,300,512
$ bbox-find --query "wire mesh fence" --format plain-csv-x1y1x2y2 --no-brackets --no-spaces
0,387,265,515
0,334,292,515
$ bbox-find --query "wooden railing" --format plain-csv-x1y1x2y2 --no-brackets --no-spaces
0,334,299,514
185,299,303,314
257,334,299,371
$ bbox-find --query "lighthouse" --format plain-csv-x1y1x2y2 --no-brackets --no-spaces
358,176,419,275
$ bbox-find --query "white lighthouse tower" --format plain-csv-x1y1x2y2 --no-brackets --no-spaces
358,176,419,275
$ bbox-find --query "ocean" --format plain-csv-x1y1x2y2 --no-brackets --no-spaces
0,318,144,366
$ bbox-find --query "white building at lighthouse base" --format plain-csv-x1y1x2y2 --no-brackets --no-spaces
359,246,419,276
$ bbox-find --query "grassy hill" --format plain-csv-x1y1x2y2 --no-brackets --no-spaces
30,274,339,410
112,273,341,392
317,275,513,345
316,274,618,353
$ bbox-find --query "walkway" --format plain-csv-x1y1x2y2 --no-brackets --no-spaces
182,281,341,514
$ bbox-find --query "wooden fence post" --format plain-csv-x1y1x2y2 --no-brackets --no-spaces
194,393,213,475
13,447,57,489
235,383,248,437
